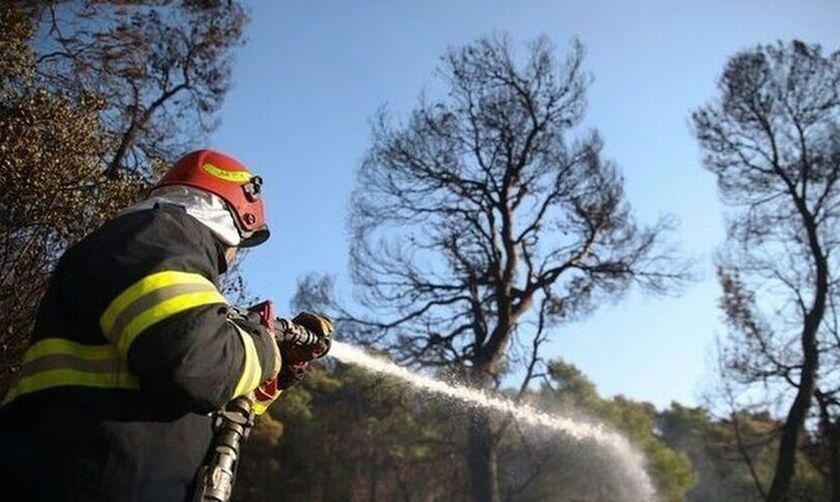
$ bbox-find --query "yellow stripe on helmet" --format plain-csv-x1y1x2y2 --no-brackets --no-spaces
202,163,252,184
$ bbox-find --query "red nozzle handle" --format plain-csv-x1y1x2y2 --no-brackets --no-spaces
247,300,275,331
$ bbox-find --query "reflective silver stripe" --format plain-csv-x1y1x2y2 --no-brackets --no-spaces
1,339,139,406
18,354,127,378
104,282,218,344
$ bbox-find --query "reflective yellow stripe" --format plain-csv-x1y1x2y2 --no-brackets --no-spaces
100,270,227,356
100,271,218,336
24,338,117,361
230,322,263,398
1,339,139,406
2,369,139,405
116,290,226,355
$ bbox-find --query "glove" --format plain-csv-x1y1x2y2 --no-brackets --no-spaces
275,312,334,390
290,311,334,355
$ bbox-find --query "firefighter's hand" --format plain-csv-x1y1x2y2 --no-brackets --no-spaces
292,312,333,347
275,312,333,389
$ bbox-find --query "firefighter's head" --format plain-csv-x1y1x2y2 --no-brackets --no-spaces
154,149,270,250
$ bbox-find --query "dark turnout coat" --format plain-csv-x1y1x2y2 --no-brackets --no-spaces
0,204,278,501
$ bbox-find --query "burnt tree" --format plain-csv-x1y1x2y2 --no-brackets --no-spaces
694,41,840,502
348,35,685,502
27,0,248,178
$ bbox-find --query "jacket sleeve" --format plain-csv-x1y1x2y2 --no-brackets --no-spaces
91,206,280,413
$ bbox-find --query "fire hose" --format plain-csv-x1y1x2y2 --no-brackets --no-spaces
192,301,332,502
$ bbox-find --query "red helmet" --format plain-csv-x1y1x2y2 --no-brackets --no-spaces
155,149,270,247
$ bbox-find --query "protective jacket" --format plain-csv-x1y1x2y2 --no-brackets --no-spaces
0,203,278,501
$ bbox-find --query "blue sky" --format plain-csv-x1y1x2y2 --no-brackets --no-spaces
212,0,840,409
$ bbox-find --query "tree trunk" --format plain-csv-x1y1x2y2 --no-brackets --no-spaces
468,406,500,502
826,417,840,502
765,324,819,502
766,211,828,502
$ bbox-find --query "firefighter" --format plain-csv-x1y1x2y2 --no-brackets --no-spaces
0,149,332,501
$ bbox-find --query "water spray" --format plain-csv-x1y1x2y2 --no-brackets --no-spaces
328,340,659,501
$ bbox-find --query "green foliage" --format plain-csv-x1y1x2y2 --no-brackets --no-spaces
607,398,695,502
658,403,829,501
235,364,464,502
235,356,840,501
238,358,697,501
658,404,749,501
507,360,695,502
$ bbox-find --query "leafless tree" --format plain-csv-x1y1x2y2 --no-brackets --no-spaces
694,40,840,501
341,34,687,502
813,286,840,501
26,0,248,178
